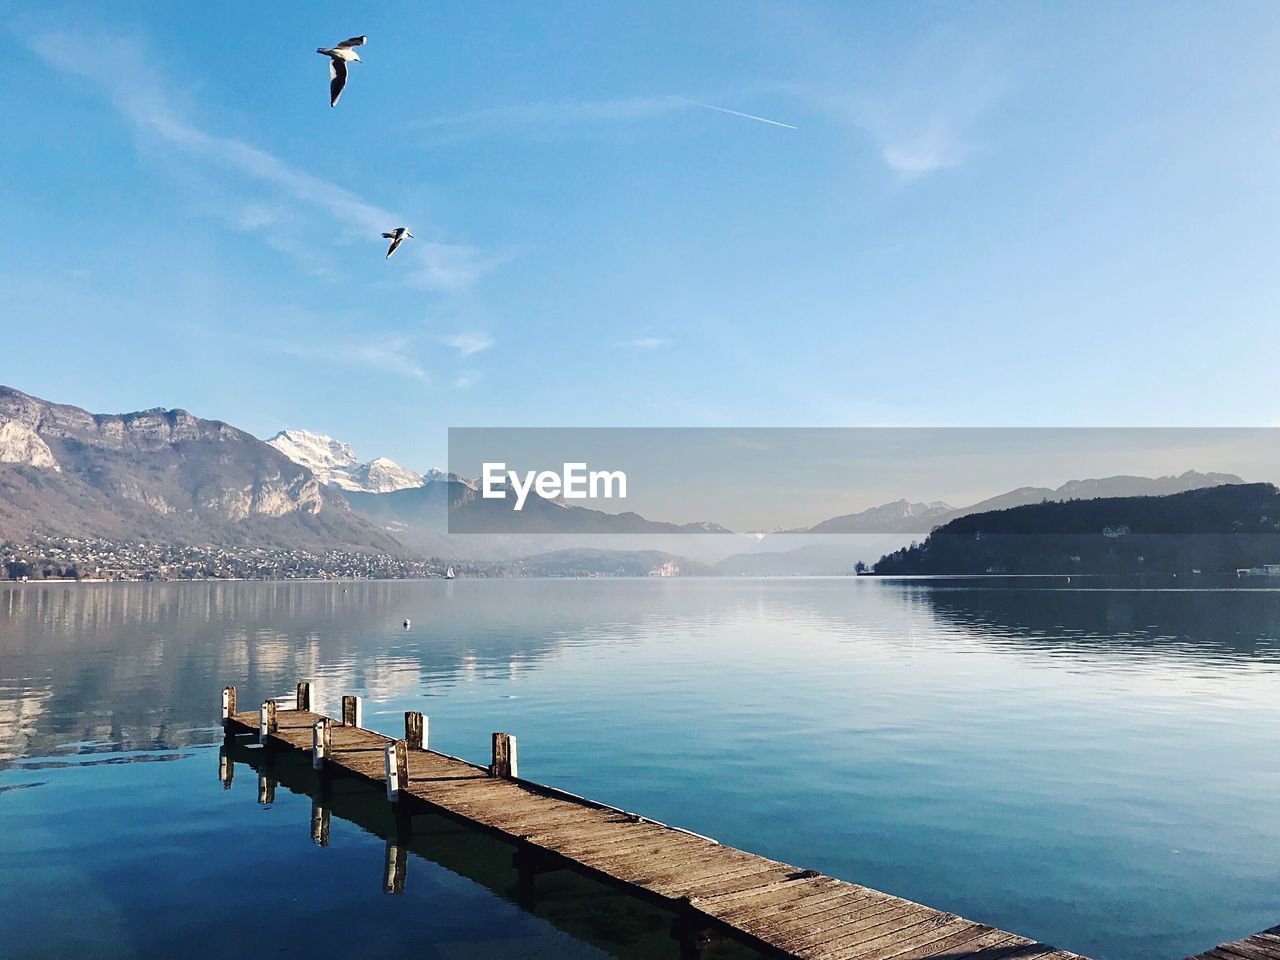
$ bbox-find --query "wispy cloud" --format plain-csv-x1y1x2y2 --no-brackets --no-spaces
844,98,976,178
277,335,429,383
444,331,494,357
423,94,795,140
28,28,490,292
785,28,1006,179
453,370,480,389
619,337,670,350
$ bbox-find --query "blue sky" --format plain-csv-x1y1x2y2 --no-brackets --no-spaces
4,2,1280,471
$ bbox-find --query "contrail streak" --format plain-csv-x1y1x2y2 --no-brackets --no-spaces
672,96,797,130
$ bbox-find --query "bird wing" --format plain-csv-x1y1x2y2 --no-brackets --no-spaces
336,36,367,49
386,236,405,259
329,58,348,108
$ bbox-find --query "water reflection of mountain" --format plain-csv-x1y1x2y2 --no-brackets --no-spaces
6,578,1280,764
0,578,791,763
0,581,586,763
913,580,1280,663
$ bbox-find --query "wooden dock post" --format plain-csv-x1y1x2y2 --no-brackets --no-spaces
257,772,276,805
405,711,427,751
259,700,278,743
310,799,330,847
383,838,407,895
296,681,312,712
341,695,363,727
221,685,236,731
385,739,409,802
490,732,518,779
312,718,331,770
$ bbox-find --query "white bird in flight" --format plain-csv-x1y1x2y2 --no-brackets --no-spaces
316,35,366,107
382,227,413,259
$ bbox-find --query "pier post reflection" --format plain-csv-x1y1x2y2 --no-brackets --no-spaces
218,745,233,790
310,799,330,847
383,838,407,894
218,740,738,960
257,772,276,805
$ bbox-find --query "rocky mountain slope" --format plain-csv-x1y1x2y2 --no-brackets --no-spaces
0,386,401,552
804,499,955,534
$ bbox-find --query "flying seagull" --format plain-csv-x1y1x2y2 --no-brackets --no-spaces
316,36,366,107
382,227,413,259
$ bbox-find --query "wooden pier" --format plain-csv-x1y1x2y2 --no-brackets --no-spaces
1187,925,1280,960
221,683,1271,960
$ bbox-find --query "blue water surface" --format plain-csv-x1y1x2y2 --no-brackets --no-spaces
1,577,1277,959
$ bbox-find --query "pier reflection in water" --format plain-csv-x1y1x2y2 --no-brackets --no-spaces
220,737,756,960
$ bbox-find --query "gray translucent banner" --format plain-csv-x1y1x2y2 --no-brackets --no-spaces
446,427,1280,536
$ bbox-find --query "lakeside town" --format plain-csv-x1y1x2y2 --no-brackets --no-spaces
0,536,490,582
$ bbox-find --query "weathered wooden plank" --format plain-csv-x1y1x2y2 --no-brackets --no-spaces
587,838,741,879
681,864,802,903
826,912,965,960
659,861,795,901
645,853,785,898
766,890,901,943
542,835,694,871
731,886,881,933
885,925,1014,960
532,820,688,855
578,841,727,885
499,810,621,838
716,879,862,926
925,936,1048,960
701,875,841,915
776,898,929,954
1216,943,1280,960
808,911,953,960
526,824,668,860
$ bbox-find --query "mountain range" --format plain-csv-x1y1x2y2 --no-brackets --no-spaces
0,384,1255,575
0,387,731,557
795,471,1242,534
715,472,1246,575
0,386,396,552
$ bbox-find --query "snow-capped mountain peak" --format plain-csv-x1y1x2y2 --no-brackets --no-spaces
267,430,424,493
268,430,357,470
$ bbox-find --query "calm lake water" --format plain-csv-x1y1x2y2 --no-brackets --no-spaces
1,577,1277,960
